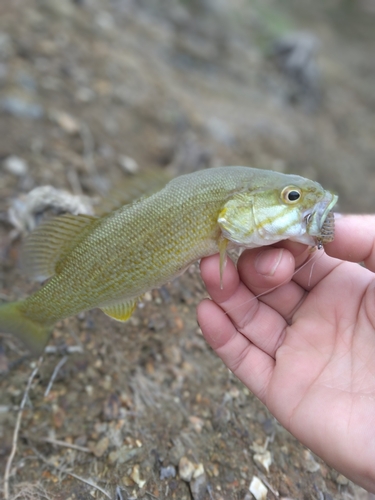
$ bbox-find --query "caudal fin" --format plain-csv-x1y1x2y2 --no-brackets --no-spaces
0,301,51,354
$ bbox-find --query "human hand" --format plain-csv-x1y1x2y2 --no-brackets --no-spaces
197,215,375,492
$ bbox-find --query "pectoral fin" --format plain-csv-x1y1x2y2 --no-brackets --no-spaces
100,299,137,322
218,237,229,290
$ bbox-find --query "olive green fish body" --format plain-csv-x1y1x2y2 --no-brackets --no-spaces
0,167,338,352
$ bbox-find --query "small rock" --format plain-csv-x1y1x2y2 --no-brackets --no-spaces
253,450,272,474
303,450,320,473
193,463,205,479
179,456,196,482
50,109,80,135
249,476,268,500
103,393,121,421
164,345,182,365
92,436,109,458
118,155,139,174
130,464,146,488
3,155,28,176
0,95,43,118
335,473,349,486
107,425,123,449
169,438,186,465
108,445,140,464
122,475,134,487
190,471,208,500
160,465,176,480
189,416,205,433
261,418,275,435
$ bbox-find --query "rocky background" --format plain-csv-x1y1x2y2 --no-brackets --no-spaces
0,1,375,499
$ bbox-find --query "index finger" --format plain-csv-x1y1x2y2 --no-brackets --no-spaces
199,254,288,358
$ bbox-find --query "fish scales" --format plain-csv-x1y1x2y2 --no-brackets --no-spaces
0,166,338,353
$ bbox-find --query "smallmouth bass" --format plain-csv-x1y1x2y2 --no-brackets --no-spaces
0,166,338,353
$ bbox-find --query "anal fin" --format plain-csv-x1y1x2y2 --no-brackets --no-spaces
100,299,137,322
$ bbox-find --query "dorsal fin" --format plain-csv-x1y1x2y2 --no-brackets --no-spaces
21,213,98,281
95,169,171,215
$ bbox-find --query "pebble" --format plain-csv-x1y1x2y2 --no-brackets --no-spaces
0,95,43,118
118,155,139,174
189,471,208,500
160,465,176,480
303,450,320,473
2,155,28,176
168,438,186,466
249,476,268,500
188,415,205,433
179,456,196,482
335,473,349,486
103,392,121,420
108,445,140,464
92,436,109,458
253,450,272,474
130,464,146,488
193,463,205,479
49,109,80,135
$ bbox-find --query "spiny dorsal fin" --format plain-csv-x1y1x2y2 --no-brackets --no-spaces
100,299,137,322
95,169,171,215
21,213,98,281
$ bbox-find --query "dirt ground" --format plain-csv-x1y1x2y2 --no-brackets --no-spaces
1,1,375,499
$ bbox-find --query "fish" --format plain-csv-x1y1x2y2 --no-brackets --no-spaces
0,166,338,354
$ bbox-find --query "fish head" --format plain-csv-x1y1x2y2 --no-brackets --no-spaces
218,175,338,248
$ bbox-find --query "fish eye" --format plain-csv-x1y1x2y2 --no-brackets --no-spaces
281,187,302,204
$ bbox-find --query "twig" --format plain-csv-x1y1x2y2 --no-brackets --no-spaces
80,122,96,174
3,355,44,500
258,472,279,497
25,435,91,454
116,486,125,500
67,168,83,195
62,471,111,499
44,355,68,398
29,444,112,499
145,491,159,499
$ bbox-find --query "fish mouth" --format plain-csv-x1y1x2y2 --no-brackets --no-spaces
306,192,338,244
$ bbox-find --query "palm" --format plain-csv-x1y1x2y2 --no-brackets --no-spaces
197,220,375,490
268,261,375,467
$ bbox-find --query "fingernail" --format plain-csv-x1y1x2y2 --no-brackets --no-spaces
255,248,284,276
